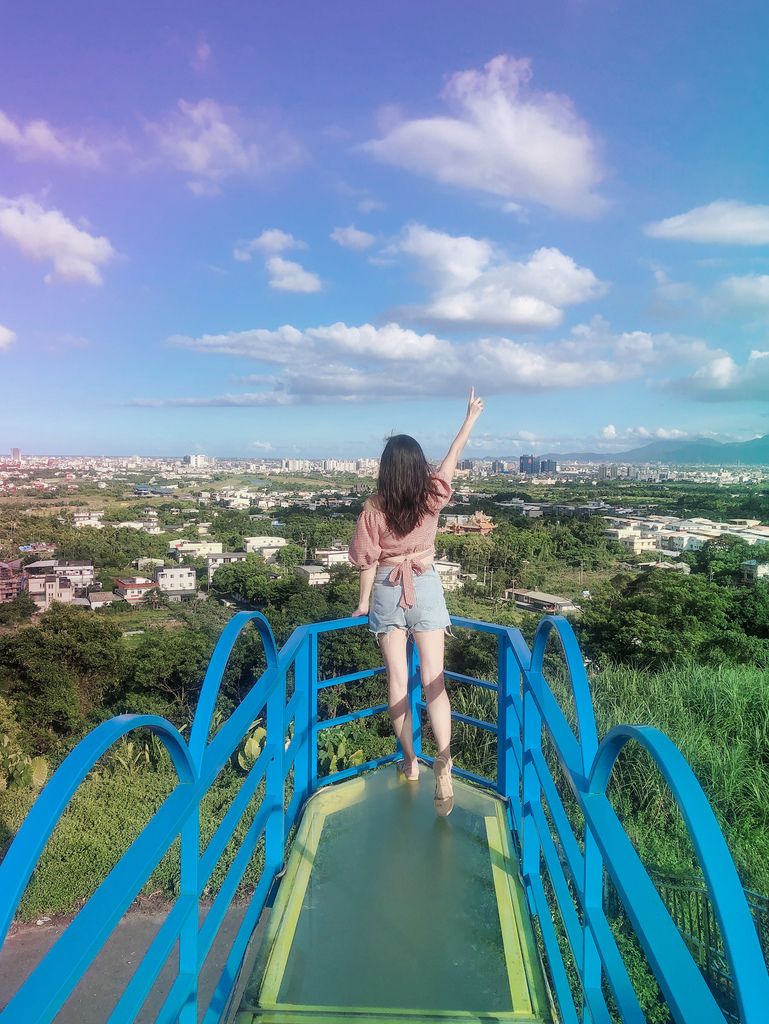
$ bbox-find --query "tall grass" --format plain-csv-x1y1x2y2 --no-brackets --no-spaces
586,663,769,894
530,657,769,897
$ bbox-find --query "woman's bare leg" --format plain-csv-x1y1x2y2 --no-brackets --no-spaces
413,629,452,765
380,629,418,773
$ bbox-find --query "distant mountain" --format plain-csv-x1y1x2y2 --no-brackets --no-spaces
500,434,769,466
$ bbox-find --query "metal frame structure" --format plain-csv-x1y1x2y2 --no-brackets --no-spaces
1,611,767,1024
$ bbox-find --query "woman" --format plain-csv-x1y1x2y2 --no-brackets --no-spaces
349,388,484,816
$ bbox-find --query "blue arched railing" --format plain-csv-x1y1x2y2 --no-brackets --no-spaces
0,612,767,1024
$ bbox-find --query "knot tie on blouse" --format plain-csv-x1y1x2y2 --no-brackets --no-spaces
382,553,432,609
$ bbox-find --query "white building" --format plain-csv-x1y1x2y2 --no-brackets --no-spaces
26,574,73,611
153,565,197,601
88,591,124,610
663,532,706,552
113,576,159,604
604,528,659,553
433,559,463,591
171,540,223,562
207,551,249,582
315,545,349,567
295,565,331,587
72,509,105,529
510,590,581,614
740,560,769,584
243,536,288,561
25,560,95,593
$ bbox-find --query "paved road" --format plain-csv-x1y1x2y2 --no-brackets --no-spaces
0,902,263,1023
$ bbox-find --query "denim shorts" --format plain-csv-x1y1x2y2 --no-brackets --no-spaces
368,566,451,635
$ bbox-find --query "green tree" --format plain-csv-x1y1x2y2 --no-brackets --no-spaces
131,628,214,712
0,591,37,626
0,605,127,749
577,570,765,668
275,544,304,571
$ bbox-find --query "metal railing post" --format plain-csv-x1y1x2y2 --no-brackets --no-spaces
407,636,422,758
292,632,312,811
496,632,517,802
309,631,319,794
178,813,200,1024
264,669,286,877
582,827,603,1019
521,665,543,912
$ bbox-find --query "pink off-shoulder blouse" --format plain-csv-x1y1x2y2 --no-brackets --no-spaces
348,472,453,571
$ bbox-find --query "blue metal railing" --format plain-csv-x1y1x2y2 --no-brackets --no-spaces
0,611,767,1024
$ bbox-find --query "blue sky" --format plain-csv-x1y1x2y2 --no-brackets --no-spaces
2,0,769,459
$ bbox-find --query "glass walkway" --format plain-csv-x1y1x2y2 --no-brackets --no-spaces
237,767,549,1023
1,611,767,1024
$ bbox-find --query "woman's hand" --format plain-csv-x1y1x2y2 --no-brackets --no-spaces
352,605,369,618
466,386,484,423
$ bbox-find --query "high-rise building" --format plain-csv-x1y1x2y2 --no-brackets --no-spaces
519,455,540,475
10,448,21,462
540,459,557,474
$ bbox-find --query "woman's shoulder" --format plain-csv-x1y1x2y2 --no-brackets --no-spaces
363,494,382,513
428,471,452,504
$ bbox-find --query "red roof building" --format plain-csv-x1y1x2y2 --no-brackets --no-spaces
113,576,159,604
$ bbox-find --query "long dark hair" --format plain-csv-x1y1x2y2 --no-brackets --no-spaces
377,434,441,537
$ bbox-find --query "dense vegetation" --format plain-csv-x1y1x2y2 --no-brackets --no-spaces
1,483,769,927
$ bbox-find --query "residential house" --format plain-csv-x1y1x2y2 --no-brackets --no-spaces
207,552,248,583
243,536,288,561
24,560,95,594
0,560,24,603
433,559,463,591
504,589,581,614
740,560,769,585
294,565,331,587
26,574,73,611
88,592,124,610
72,509,105,529
153,565,197,601
113,577,159,604
170,540,223,562
314,543,349,567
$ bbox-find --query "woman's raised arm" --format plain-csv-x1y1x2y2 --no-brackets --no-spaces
438,387,484,482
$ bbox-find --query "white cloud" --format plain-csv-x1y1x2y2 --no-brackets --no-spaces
149,316,715,406
358,198,386,213
667,350,769,401
361,55,607,216
394,224,608,329
0,324,17,350
704,273,769,317
0,195,116,285
147,99,302,194
599,424,693,443
0,109,103,167
266,256,322,292
234,228,306,261
644,200,769,245
191,41,212,73
330,224,376,251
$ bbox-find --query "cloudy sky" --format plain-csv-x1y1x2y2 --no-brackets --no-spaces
2,0,769,459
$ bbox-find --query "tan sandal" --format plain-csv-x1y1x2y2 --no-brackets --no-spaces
397,759,419,782
433,756,454,816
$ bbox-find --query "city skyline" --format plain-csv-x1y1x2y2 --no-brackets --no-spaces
2,2,769,458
